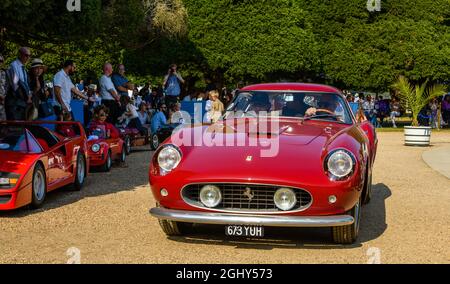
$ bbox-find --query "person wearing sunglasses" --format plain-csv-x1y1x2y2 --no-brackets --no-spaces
151,103,168,135
111,64,134,97
5,47,32,120
88,105,120,139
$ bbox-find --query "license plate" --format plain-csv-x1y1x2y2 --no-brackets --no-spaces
225,225,264,237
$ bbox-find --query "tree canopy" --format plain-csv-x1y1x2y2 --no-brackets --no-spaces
0,0,449,91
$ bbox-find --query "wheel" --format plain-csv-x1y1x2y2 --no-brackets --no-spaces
151,134,160,150
30,164,46,209
332,196,361,244
362,167,373,205
124,136,131,155
158,219,193,236
73,153,86,191
101,150,112,172
119,145,126,163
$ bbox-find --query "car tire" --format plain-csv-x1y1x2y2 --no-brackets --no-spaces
158,219,192,236
73,153,86,191
332,196,361,244
124,136,131,155
362,167,372,205
119,146,126,163
30,163,46,209
151,134,159,150
101,150,112,172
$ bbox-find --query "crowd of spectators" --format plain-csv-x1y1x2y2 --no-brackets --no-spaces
345,92,450,128
2,47,449,134
0,47,239,140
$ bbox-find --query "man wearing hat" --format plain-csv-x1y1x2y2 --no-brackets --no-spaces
0,54,7,121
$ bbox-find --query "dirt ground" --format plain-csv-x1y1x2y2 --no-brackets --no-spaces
0,132,449,264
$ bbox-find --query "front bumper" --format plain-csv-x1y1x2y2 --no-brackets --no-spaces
88,153,106,166
150,207,354,227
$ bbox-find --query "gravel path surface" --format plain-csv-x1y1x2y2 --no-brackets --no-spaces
1,132,449,264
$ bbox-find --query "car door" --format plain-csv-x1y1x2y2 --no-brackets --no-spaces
108,137,121,158
48,142,70,186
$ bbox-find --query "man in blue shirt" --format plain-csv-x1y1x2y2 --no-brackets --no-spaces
163,64,184,107
111,64,133,97
151,103,168,134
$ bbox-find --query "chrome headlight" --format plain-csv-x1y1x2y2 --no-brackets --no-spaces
326,149,355,180
91,144,101,153
274,188,297,211
199,185,222,208
157,145,182,172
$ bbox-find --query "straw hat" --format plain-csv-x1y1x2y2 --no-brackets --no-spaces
30,58,46,69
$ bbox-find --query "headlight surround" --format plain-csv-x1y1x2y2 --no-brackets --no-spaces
91,144,101,153
157,145,182,172
199,185,222,208
273,188,297,211
325,149,356,180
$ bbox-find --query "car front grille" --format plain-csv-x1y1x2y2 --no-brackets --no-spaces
182,184,312,213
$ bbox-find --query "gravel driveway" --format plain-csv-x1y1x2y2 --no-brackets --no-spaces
1,132,449,264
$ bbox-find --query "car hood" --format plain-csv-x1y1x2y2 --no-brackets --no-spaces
0,151,40,175
168,118,352,184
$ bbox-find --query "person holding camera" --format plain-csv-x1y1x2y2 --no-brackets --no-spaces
163,64,185,108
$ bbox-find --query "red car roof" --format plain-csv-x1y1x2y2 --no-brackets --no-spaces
241,83,341,93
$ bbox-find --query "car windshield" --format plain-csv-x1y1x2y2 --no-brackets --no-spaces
225,91,353,124
89,126,107,139
0,125,42,153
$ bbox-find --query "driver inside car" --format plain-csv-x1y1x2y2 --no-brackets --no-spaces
304,94,344,121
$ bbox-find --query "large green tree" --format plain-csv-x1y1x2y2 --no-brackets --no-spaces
303,0,450,91
0,0,188,81
182,0,321,84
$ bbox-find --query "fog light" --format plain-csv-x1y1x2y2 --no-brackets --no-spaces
199,185,222,208
160,188,169,197
328,195,337,204
274,188,297,211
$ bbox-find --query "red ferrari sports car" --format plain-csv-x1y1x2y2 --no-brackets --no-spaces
149,83,377,244
0,121,89,210
87,124,126,172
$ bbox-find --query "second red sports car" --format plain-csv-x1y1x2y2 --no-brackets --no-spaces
87,124,126,172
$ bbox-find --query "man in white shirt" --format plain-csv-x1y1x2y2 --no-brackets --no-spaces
100,63,121,124
53,60,92,120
